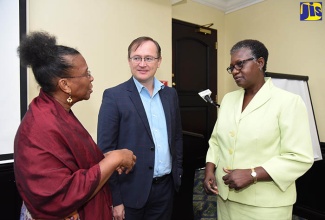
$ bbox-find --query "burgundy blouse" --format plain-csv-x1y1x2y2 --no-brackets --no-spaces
14,90,112,219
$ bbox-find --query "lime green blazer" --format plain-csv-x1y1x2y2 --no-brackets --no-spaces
206,78,314,207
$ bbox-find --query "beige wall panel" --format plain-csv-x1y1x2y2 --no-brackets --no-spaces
27,0,325,141
225,0,325,141
28,0,171,140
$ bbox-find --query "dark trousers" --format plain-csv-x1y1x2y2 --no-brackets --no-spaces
125,174,174,220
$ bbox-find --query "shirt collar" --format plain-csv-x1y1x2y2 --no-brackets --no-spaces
132,77,165,94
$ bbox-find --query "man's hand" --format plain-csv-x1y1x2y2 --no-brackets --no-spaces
113,204,125,220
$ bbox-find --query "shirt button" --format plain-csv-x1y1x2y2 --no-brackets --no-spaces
229,149,233,155
229,131,235,137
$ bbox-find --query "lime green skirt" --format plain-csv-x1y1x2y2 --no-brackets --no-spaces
217,196,293,220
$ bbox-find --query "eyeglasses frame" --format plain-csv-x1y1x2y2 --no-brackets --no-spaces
65,70,92,79
129,56,160,64
226,57,255,74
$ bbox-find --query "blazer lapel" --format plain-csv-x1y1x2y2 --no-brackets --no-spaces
126,78,154,142
240,78,272,119
159,88,172,144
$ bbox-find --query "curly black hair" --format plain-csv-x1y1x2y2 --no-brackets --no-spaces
17,31,80,93
230,39,268,72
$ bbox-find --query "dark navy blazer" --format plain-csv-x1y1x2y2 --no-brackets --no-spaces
97,77,183,209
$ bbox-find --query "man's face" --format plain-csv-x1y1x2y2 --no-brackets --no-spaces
128,40,162,85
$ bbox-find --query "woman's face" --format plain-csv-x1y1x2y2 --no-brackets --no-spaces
65,54,94,103
229,48,262,90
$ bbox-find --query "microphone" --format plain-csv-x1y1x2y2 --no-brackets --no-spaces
198,89,220,108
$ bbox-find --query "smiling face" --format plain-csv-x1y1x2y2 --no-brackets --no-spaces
65,54,94,103
128,40,162,86
229,47,265,91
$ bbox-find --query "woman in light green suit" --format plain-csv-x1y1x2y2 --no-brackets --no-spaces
203,39,314,220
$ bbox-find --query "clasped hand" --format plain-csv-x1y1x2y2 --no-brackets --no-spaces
222,167,252,191
204,167,254,193
104,149,136,174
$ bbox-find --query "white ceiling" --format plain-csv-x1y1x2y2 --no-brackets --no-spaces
172,0,265,14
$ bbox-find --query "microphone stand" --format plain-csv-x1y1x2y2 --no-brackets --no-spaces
211,102,220,108
204,95,220,108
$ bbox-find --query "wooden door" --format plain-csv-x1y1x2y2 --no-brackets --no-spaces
172,19,217,220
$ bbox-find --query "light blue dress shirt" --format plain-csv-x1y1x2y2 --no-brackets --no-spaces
133,77,172,178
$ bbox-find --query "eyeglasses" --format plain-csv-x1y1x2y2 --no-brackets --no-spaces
66,70,92,78
129,56,159,64
226,57,255,74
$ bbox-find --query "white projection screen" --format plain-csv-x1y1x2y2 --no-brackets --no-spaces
266,72,322,161
0,0,26,164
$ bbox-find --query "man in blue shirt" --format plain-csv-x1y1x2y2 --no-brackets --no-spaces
97,36,183,220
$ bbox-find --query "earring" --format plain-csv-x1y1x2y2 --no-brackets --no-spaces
67,94,73,104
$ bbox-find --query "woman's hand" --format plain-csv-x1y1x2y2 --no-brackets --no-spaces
103,149,136,174
203,172,219,195
114,149,136,174
222,167,252,190
203,162,219,195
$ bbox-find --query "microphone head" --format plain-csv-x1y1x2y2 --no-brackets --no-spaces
204,95,214,104
198,89,212,102
198,89,220,108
